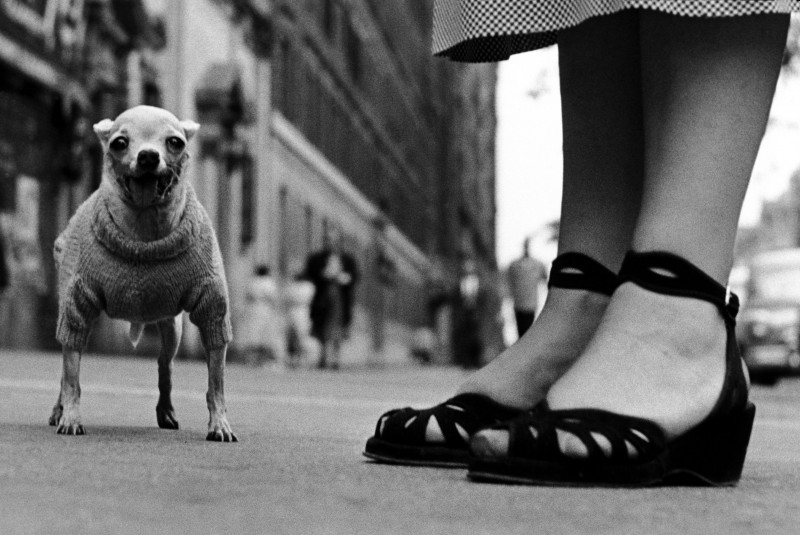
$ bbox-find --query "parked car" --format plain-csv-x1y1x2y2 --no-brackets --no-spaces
738,249,800,385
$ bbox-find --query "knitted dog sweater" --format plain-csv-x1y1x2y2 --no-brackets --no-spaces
55,183,232,350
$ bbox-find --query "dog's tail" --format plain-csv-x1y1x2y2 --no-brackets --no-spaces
129,322,145,348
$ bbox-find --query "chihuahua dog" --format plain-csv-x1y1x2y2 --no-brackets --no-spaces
50,105,236,442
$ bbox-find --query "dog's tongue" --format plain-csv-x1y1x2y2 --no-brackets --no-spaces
130,176,160,206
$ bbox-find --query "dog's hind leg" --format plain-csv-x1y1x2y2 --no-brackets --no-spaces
51,348,85,435
155,316,182,429
48,392,62,426
206,345,237,442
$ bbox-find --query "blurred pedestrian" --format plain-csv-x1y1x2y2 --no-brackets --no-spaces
0,141,14,302
284,266,315,368
365,0,795,487
304,227,358,370
0,224,7,295
240,264,279,365
507,238,547,337
453,260,484,369
410,326,437,364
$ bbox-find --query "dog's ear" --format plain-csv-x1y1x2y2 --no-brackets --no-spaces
180,120,200,142
93,119,114,144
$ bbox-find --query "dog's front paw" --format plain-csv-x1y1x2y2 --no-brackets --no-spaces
49,404,63,426
55,404,84,435
56,416,85,436
156,404,180,430
206,415,238,442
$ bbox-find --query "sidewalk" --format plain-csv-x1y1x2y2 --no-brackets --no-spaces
1,349,799,535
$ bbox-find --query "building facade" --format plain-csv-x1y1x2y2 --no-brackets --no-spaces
0,0,164,349
0,0,500,366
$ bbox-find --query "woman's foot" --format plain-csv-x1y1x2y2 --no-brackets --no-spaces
474,261,731,459
547,284,726,456
365,288,611,463
364,253,616,465
547,282,727,442
468,252,753,486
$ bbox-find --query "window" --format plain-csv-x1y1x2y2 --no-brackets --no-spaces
277,38,293,119
323,0,337,38
240,156,255,251
305,204,314,254
278,185,288,275
143,82,161,107
344,20,361,82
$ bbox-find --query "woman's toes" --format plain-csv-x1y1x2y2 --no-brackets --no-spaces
470,429,511,457
424,415,446,443
555,429,615,458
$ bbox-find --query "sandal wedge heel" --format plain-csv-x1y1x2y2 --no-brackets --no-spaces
363,252,618,467
663,401,755,486
467,250,756,487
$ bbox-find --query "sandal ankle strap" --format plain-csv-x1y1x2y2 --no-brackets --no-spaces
548,252,618,296
618,251,739,322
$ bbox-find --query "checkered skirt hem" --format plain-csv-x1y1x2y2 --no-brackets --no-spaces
433,0,800,62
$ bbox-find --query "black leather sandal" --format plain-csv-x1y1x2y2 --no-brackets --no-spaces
363,252,618,467
467,251,755,486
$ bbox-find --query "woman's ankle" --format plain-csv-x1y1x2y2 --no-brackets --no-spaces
604,283,726,359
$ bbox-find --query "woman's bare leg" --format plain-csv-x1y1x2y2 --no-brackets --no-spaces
546,13,789,450
455,11,644,409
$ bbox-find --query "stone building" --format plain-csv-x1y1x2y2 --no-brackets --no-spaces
260,0,501,364
0,0,164,350
0,0,500,366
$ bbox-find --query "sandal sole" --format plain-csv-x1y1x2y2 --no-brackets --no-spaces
467,463,739,488
467,464,735,487
363,437,469,468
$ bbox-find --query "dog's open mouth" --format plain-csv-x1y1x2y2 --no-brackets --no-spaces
119,170,178,206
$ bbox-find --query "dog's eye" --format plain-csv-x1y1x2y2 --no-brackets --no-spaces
166,137,185,151
110,137,128,151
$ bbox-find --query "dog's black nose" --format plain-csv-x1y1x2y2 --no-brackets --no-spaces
136,150,160,170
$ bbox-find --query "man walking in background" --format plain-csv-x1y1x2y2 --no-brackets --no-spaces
304,227,358,370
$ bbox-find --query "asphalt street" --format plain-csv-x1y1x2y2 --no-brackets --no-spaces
1,349,799,535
